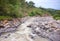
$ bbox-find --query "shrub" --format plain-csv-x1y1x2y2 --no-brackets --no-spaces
28,11,36,16
0,16,12,20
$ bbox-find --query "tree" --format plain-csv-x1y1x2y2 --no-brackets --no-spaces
28,1,35,7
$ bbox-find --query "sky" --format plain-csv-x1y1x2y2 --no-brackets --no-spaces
26,0,60,10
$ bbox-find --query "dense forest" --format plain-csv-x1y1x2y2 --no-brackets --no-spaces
0,0,60,20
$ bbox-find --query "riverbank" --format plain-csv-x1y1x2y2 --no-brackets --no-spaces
0,16,60,41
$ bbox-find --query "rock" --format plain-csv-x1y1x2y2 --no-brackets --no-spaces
0,26,4,28
0,19,21,34
0,16,60,41
27,17,60,41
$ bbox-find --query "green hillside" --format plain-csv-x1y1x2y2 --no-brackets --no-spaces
0,0,60,20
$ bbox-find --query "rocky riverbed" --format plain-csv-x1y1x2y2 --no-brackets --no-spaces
0,18,21,34
0,16,60,41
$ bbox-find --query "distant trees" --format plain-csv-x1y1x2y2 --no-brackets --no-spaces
39,7,46,10
27,1,35,8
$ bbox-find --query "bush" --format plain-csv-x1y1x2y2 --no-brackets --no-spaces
18,14,23,18
28,11,36,16
0,16,12,20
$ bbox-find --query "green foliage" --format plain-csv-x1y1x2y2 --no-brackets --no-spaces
53,16,60,20
27,1,35,8
0,0,25,18
0,16,12,20
53,13,60,20
17,13,23,18
29,11,36,16
0,0,60,20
